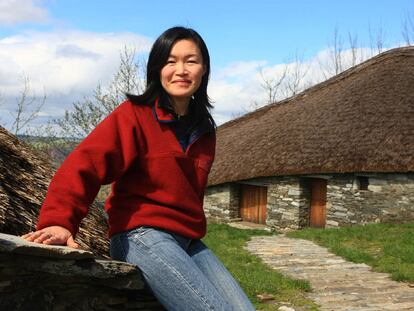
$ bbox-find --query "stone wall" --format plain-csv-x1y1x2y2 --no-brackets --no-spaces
204,173,414,230
326,173,414,227
205,177,309,229
204,183,240,222
0,233,164,311
266,177,311,230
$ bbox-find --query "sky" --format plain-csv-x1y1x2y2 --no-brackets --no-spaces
0,0,413,132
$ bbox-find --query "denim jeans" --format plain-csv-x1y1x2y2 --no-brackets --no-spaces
110,226,256,311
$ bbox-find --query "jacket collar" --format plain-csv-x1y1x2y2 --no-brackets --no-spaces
153,98,176,123
153,97,215,139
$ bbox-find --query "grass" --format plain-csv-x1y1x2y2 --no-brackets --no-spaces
287,222,414,283
203,224,319,311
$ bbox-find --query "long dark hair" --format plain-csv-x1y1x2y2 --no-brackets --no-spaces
127,26,215,128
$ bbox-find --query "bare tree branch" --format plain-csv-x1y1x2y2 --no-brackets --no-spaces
333,26,343,74
259,65,288,104
284,52,310,97
368,22,387,56
402,11,414,46
348,31,359,67
54,45,146,138
10,75,46,135
376,21,386,53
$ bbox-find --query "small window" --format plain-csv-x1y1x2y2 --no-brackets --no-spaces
356,176,369,190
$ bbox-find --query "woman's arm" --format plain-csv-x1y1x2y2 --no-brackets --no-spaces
22,101,140,246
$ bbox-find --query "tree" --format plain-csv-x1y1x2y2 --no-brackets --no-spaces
11,76,46,135
348,31,360,67
54,46,146,138
252,24,391,116
402,12,414,46
0,75,46,135
237,65,287,116
282,52,311,98
250,52,310,112
368,21,387,55
259,65,287,105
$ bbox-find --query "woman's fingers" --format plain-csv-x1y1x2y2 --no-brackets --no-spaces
21,230,45,242
20,232,33,239
21,226,80,248
33,231,53,243
42,235,63,245
21,228,67,245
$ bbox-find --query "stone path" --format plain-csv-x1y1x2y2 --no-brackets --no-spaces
246,235,414,311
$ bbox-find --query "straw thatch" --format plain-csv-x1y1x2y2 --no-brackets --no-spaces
0,126,109,258
208,47,414,186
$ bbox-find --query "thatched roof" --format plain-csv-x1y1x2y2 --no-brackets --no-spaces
208,47,414,186
0,126,109,258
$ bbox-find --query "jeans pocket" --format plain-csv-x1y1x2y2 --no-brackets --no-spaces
126,226,152,238
129,227,176,250
126,226,158,250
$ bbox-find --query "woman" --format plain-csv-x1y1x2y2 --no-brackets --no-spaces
22,27,255,311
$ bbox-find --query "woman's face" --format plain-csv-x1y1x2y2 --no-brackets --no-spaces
160,39,206,105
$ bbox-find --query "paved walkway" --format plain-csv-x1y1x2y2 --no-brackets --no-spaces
245,235,414,311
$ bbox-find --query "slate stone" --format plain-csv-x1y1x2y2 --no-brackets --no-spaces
0,233,164,310
0,232,94,259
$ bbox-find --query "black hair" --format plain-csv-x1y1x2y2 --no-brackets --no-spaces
126,26,215,129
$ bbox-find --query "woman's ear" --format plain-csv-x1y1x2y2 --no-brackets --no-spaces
203,65,207,75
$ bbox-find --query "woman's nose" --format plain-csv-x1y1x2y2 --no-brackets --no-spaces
176,62,187,74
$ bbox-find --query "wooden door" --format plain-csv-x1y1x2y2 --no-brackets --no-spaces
309,179,327,228
240,184,267,224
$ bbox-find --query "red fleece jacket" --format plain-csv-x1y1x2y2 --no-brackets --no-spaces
36,100,216,239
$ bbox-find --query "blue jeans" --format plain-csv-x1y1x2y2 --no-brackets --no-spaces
110,226,256,311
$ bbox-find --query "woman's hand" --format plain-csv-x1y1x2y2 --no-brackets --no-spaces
21,225,80,249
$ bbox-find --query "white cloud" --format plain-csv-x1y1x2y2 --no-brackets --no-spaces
215,60,267,80
55,44,102,59
0,30,152,97
0,0,50,26
209,61,267,124
0,29,152,130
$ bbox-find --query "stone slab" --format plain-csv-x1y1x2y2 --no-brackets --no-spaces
0,232,94,259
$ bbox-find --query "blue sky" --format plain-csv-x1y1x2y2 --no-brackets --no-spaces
0,0,413,130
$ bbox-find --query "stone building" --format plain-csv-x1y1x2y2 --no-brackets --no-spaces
204,47,414,230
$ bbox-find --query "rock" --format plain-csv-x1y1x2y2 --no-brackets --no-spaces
0,232,94,259
278,306,296,311
257,293,275,302
0,233,164,310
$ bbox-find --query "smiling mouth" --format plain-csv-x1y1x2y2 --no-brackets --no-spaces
173,80,191,84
